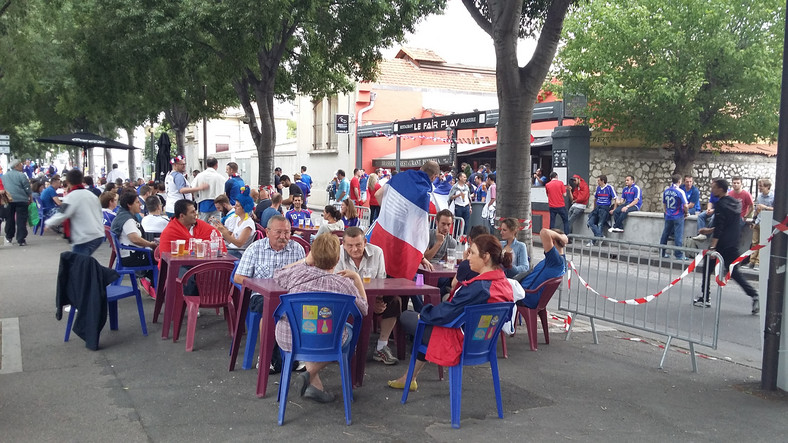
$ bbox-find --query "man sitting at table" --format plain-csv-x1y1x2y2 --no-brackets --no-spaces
335,226,399,365
517,228,568,308
233,215,305,316
285,194,311,229
424,209,458,265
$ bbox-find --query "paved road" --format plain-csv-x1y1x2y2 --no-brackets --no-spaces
1,232,786,441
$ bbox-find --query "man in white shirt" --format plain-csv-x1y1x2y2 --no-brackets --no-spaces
44,169,105,256
335,226,397,364
106,163,125,184
141,196,170,236
191,157,228,221
164,155,205,217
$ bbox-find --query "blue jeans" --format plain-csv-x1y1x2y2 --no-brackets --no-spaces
454,205,470,235
612,206,638,229
587,206,611,238
697,212,714,232
549,206,570,234
72,237,104,256
660,218,685,258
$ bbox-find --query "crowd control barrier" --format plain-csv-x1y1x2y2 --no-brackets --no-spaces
559,236,724,372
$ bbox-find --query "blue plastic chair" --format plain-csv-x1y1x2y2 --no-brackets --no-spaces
401,302,514,429
106,228,158,294
274,292,362,426
33,196,48,235
64,278,148,341
228,260,263,370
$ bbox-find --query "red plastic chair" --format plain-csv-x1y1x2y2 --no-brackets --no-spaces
254,229,265,241
172,261,237,352
105,226,116,269
255,223,266,235
290,235,310,255
504,276,563,352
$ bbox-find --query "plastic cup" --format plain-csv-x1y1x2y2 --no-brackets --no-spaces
194,240,205,258
176,240,186,256
209,240,219,258
447,248,456,265
415,274,424,286
299,219,304,229
188,238,196,255
362,269,372,283
170,240,179,255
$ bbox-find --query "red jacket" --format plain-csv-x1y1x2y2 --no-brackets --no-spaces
158,218,225,268
425,269,513,366
571,175,590,205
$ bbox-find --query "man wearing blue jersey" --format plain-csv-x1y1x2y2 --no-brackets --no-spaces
585,175,616,246
660,174,689,260
680,175,700,215
609,175,642,233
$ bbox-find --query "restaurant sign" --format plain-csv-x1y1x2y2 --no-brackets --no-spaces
392,112,487,135
335,114,349,134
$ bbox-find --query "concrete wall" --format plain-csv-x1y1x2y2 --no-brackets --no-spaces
589,146,777,212
567,209,752,252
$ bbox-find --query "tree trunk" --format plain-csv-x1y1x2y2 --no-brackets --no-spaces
88,147,94,177
164,103,190,156
485,0,572,259
104,148,112,177
232,68,277,187
672,144,699,178
125,127,136,181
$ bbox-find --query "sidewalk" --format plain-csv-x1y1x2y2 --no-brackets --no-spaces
0,232,786,441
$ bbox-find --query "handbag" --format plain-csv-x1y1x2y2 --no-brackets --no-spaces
28,201,40,227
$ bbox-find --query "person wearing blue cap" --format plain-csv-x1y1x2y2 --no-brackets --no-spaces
212,186,256,258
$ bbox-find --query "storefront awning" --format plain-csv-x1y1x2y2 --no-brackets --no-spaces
371,134,552,168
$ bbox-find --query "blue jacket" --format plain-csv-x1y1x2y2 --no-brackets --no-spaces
502,238,529,278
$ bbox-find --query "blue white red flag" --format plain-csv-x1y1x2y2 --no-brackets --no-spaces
369,169,431,279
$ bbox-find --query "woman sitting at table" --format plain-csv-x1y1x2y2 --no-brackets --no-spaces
340,199,359,228
273,234,369,403
316,205,344,237
387,234,513,391
499,217,529,279
212,186,255,258
110,189,159,284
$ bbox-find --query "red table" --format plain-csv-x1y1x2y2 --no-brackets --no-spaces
154,252,238,339
291,227,318,238
417,265,457,287
235,277,440,397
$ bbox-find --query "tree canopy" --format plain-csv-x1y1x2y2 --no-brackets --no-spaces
556,0,783,175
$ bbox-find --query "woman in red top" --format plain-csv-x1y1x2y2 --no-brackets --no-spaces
387,234,514,391
367,173,382,224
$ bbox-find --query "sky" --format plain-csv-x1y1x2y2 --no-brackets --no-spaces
382,0,538,68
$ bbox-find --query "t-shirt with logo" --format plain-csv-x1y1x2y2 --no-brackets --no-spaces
663,185,688,220
594,184,616,207
621,184,643,210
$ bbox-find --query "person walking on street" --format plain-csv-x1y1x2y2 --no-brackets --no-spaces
545,172,570,234
449,172,471,235
1,160,33,246
44,169,105,255
695,178,760,314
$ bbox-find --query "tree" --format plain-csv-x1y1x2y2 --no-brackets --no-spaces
175,0,446,185
461,0,573,250
556,0,783,176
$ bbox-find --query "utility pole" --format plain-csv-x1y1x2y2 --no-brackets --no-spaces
761,0,788,391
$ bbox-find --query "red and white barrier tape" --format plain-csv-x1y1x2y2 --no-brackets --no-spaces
567,216,788,304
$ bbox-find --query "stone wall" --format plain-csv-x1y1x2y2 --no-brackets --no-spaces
589,146,777,211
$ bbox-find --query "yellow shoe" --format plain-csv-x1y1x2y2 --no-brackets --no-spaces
387,379,417,391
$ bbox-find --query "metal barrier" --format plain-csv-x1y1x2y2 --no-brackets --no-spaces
357,206,370,230
559,235,725,372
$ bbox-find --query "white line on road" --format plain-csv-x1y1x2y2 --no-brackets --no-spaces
1,317,23,374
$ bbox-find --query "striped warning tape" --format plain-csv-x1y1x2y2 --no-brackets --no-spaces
567,215,788,305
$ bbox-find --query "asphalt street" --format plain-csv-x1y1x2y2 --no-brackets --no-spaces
0,231,786,442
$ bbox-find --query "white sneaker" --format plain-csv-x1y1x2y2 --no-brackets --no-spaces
691,234,707,241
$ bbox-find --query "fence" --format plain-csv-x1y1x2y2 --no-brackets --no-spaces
559,235,724,372
427,213,466,241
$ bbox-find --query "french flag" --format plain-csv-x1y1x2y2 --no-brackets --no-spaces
369,169,431,280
